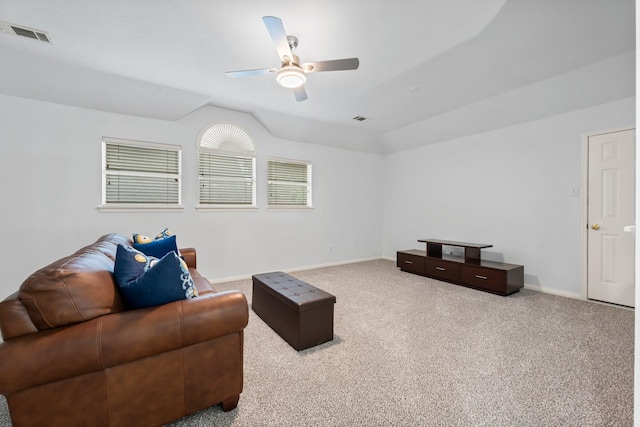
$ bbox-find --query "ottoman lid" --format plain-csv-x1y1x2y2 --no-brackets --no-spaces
252,272,336,312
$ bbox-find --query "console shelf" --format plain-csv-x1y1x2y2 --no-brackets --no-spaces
397,239,524,296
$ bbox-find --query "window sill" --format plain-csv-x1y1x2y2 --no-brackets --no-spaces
267,206,314,212
98,205,184,213
196,205,258,212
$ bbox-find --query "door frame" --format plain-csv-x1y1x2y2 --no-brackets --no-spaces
580,126,636,302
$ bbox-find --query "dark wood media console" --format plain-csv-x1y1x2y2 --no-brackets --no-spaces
397,239,524,296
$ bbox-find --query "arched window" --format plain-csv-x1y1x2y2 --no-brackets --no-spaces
196,122,256,209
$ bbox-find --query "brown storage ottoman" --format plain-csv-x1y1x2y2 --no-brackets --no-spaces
252,272,336,351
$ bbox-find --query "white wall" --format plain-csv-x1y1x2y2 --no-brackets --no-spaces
382,97,635,297
0,92,634,301
0,94,383,299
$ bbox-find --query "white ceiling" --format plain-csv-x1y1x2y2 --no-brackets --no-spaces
0,0,635,153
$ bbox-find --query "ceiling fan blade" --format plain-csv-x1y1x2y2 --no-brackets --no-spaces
293,86,308,102
262,16,293,63
303,58,360,73
225,68,277,78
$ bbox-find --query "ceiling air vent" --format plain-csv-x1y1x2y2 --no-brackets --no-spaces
0,21,52,43
353,116,370,122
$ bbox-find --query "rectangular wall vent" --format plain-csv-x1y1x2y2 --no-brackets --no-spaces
0,21,52,43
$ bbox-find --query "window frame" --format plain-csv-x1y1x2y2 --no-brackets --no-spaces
267,157,313,211
196,148,257,211
99,137,183,212
196,122,257,211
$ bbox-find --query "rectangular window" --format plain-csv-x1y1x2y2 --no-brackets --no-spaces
267,158,312,208
102,137,182,209
198,152,256,207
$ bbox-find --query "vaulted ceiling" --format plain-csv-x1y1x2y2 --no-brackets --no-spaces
0,0,634,153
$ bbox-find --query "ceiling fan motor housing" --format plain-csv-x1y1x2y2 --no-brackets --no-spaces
282,54,301,67
286,35,298,50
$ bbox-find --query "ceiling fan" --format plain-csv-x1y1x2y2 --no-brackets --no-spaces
225,16,360,102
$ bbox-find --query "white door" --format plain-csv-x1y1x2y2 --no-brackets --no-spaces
587,128,635,307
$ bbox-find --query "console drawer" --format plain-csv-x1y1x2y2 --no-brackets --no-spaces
425,258,461,281
397,251,425,275
461,265,506,293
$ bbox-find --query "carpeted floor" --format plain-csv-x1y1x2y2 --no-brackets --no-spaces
0,259,634,426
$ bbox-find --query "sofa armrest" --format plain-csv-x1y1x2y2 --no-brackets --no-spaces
180,247,197,269
100,291,248,366
0,291,248,395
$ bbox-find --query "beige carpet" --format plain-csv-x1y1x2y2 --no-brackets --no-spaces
0,260,634,426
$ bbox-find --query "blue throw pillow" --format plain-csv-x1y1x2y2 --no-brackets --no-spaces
114,244,196,310
114,244,158,286
155,228,174,239
133,234,178,259
133,228,174,245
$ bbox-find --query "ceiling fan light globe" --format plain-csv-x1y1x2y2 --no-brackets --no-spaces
277,66,306,88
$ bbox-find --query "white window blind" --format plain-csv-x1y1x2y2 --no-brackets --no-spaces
198,153,255,205
103,138,181,207
268,159,312,207
197,122,256,209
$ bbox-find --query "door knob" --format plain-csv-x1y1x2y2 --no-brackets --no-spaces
591,224,600,230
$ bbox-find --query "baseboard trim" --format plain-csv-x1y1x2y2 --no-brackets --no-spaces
285,257,382,274
211,260,587,304
523,284,582,300
209,257,383,285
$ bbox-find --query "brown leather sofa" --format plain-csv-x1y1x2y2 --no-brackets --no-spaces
0,233,249,427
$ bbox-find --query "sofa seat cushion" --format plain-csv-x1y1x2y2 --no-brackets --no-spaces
18,234,127,330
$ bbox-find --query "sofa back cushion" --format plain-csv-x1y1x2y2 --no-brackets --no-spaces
18,234,129,330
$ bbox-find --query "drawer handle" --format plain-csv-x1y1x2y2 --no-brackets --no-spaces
436,267,446,271
405,260,413,264
475,275,488,280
